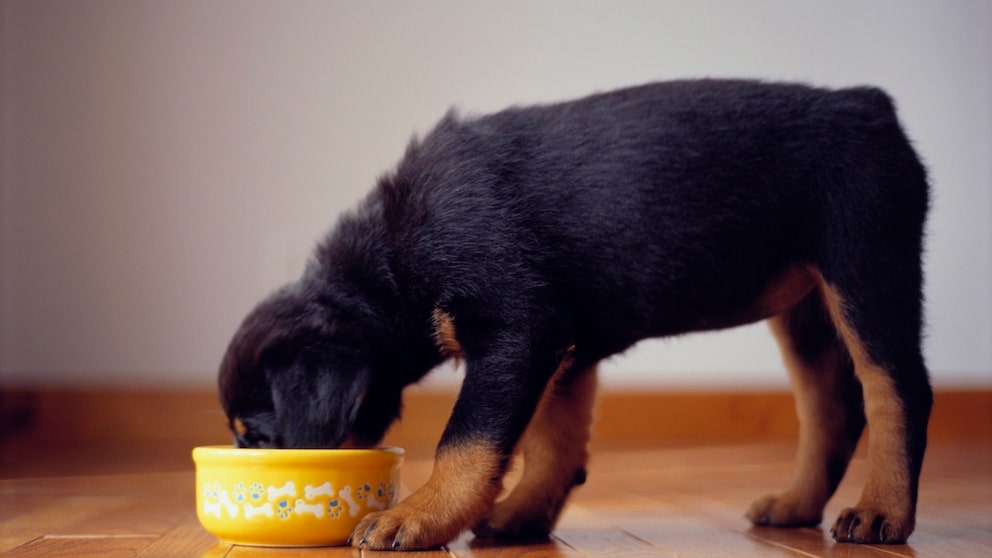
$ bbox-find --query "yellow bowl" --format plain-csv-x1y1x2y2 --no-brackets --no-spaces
192,445,403,547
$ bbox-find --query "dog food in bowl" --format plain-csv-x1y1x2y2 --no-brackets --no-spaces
192,446,403,547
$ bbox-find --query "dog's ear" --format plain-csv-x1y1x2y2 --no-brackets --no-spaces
267,349,372,448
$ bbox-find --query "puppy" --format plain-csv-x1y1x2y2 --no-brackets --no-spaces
219,79,931,549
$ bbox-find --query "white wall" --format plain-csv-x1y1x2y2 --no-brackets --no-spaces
2,0,990,389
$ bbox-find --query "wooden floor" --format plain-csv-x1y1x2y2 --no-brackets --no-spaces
1,441,989,557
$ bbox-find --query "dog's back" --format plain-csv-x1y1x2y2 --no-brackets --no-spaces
378,79,928,360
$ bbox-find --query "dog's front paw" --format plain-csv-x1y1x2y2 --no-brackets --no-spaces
746,493,822,527
830,507,911,544
351,503,460,551
352,443,504,550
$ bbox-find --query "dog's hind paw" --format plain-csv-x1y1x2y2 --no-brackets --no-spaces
830,507,912,544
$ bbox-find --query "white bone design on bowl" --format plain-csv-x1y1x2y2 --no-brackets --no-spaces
203,500,222,518
365,491,388,511
305,481,335,500
244,502,274,519
267,481,296,501
294,499,325,518
337,486,361,517
201,480,399,523
219,490,239,518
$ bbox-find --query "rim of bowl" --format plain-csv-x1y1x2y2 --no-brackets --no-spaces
192,445,404,467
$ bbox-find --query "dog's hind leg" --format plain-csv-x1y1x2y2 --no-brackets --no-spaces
747,291,866,527
818,268,932,544
811,155,931,543
473,352,597,540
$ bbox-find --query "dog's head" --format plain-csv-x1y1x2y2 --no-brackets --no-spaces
218,281,403,449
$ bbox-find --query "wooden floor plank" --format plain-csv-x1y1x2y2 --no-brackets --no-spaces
361,543,450,558
742,525,905,558
562,492,806,558
447,531,584,558
552,526,675,557
615,515,808,558
226,543,358,557
0,497,131,553
462,541,579,558
49,501,181,537
134,517,226,557
0,536,155,558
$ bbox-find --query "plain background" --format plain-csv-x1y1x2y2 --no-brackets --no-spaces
1,0,990,390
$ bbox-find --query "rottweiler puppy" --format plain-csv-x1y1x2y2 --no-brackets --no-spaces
219,79,931,550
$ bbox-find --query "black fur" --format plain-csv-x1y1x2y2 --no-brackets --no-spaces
219,78,931,544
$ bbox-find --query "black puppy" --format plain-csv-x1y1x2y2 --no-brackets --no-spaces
219,79,931,550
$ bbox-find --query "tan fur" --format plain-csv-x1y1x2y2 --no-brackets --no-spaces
747,306,851,526
232,417,248,438
432,307,463,360
352,441,502,550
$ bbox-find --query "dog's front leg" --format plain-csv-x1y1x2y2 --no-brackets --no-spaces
474,359,597,539
351,328,563,551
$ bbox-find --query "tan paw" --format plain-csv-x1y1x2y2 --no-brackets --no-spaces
350,442,504,550
831,506,912,544
350,503,461,551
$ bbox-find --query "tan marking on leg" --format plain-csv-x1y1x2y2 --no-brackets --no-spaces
817,274,915,543
748,308,853,526
476,350,597,538
432,307,462,360
352,441,502,550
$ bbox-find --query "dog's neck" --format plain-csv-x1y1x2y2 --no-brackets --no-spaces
307,204,444,387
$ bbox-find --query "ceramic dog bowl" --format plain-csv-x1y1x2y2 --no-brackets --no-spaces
192,446,403,547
